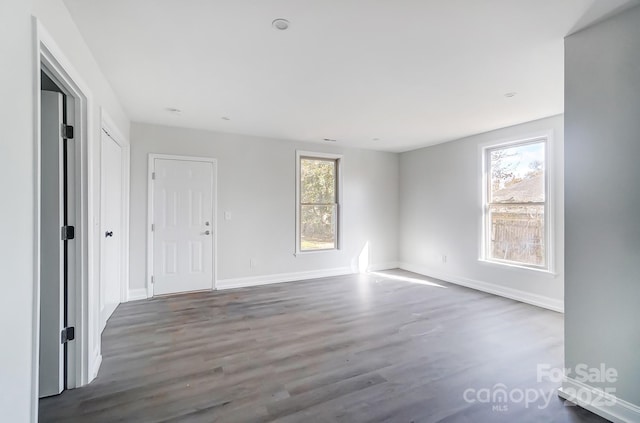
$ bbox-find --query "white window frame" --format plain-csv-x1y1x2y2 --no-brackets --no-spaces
295,151,343,255
480,132,554,273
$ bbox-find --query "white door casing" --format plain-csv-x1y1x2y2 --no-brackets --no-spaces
99,131,122,331
36,25,95,418
150,156,216,296
39,91,64,398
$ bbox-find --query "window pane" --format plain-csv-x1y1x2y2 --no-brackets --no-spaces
300,204,336,250
488,204,545,266
301,159,336,204
490,142,545,203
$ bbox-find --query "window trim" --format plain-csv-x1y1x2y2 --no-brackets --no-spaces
479,132,554,273
295,150,343,255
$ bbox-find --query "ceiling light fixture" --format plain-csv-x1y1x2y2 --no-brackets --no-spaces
323,138,337,142
372,138,380,141
221,116,230,121
504,92,517,98
272,18,290,31
166,107,182,114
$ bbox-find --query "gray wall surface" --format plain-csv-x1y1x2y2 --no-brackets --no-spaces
399,115,565,307
130,123,400,288
565,5,640,406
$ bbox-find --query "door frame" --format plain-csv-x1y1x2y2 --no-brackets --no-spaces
99,109,130,316
147,154,218,298
32,18,92,417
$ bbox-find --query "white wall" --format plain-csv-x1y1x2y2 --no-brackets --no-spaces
0,1,36,421
0,1,130,421
399,115,564,311
564,4,640,417
130,123,399,292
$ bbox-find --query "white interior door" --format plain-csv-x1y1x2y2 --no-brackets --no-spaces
100,131,122,331
152,158,214,296
39,91,64,398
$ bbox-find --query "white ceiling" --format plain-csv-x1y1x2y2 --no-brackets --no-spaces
64,0,638,152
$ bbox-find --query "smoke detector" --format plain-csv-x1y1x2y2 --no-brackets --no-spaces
272,18,290,31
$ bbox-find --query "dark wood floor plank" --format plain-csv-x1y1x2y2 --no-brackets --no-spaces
39,270,606,422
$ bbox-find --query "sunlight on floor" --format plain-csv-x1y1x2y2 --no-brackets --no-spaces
358,242,370,273
369,272,447,288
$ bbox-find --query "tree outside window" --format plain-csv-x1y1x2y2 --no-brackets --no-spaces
298,156,340,251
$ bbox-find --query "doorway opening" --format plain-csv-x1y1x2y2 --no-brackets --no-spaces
35,24,93,419
38,69,77,398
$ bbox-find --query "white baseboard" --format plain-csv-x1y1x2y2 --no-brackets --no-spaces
90,348,102,382
559,377,640,423
127,288,149,302
129,264,396,297
368,262,400,272
398,262,564,313
216,266,355,290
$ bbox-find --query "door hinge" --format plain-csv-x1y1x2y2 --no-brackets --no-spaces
151,275,155,284
151,223,155,232
152,172,156,180
61,225,75,240
61,327,75,344
61,124,74,140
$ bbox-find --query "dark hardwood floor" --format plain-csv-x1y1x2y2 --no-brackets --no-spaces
40,270,605,422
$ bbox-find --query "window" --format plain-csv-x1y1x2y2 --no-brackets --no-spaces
483,137,548,269
296,152,341,252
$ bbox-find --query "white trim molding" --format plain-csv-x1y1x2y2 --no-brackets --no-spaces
217,267,354,290
559,377,640,423
90,347,102,384
398,262,563,313
367,262,400,272
478,129,556,273
33,18,96,421
127,288,149,302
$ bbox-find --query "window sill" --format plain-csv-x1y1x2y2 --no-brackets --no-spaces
294,249,340,257
478,258,558,277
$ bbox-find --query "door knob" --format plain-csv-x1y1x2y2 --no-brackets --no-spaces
105,231,113,238
204,230,211,235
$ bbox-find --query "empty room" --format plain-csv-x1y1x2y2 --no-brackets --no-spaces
1,1,639,422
